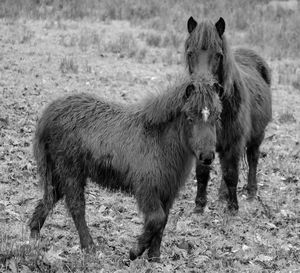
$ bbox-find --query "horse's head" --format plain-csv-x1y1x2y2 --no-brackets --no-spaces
181,80,222,166
185,17,226,89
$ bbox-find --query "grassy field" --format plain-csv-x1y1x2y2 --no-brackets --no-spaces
0,1,299,272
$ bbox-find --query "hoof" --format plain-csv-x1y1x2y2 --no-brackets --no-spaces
148,256,161,263
226,205,238,216
130,244,146,260
247,194,256,201
247,190,257,201
193,206,204,214
218,193,228,202
81,241,96,254
129,248,139,261
148,249,161,263
30,229,40,239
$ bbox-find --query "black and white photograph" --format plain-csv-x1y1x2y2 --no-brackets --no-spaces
0,0,299,272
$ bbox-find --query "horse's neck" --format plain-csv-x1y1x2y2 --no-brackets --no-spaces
158,116,193,173
223,55,244,99
144,112,182,139
133,87,184,129
220,58,251,127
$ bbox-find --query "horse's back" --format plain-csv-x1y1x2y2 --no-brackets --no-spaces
37,93,123,137
234,48,271,86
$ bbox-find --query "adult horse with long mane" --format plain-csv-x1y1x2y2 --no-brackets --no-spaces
29,78,222,261
185,17,272,213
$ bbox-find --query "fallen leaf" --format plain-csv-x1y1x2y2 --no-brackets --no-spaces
43,247,66,265
20,265,31,273
8,258,18,273
255,254,273,262
266,222,277,229
131,216,142,224
177,239,194,253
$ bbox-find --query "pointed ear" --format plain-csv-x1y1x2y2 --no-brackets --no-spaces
215,17,225,37
187,16,198,34
184,83,195,100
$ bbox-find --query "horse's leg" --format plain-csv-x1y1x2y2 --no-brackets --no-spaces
29,173,63,237
65,178,94,251
129,202,166,261
148,207,169,262
246,133,264,199
218,178,229,201
195,163,211,213
219,149,240,213
217,148,229,201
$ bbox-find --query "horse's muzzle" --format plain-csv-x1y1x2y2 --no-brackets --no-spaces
198,151,215,166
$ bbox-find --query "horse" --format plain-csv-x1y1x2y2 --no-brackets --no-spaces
29,78,222,262
185,16,272,213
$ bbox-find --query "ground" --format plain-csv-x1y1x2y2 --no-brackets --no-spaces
0,15,299,273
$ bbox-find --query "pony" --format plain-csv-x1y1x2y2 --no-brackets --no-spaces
185,17,272,213
29,78,222,262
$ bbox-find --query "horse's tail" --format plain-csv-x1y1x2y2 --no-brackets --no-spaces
33,122,54,203
249,49,272,86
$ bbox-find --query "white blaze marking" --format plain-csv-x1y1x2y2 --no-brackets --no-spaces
202,107,210,122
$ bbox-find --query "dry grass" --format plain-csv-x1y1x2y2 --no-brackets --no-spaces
136,47,148,63
105,32,138,57
145,31,162,47
59,57,79,74
1,0,299,59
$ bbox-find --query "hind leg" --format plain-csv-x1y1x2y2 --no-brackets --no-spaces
65,178,94,251
194,163,211,213
29,176,63,237
129,203,166,262
246,134,264,199
218,179,229,201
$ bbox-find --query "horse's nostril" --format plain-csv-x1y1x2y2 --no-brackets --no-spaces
199,151,215,165
203,158,213,165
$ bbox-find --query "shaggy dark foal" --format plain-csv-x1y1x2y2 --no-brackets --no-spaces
185,17,272,213
29,78,222,262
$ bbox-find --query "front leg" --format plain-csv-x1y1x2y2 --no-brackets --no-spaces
148,209,169,262
219,151,240,213
129,204,166,262
194,162,211,213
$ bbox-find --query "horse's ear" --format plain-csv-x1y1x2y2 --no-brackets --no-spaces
184,84,195,100
187,16,198,34
215,17,225,37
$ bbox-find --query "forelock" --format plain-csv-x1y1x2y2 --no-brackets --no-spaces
183,80,222,116
186,20,222,51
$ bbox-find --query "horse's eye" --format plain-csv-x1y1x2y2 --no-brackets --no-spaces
187,51,193,58
215,52,223,60
187,116,193,123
